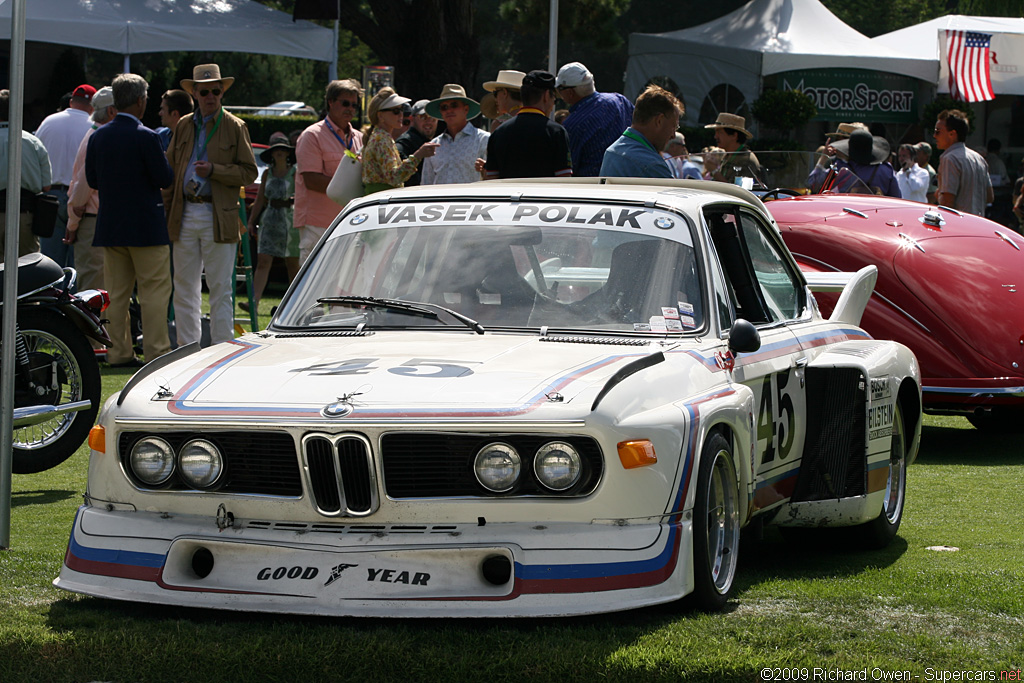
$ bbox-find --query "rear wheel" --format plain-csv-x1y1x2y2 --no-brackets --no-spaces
855,402,906,549
967,407,1024,434
9,308,101,474
689,432,740,611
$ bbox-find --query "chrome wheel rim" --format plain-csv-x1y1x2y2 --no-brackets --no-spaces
882,406,906,525
705,449,739,593
13,329,85,450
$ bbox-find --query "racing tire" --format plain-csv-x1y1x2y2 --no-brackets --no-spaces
855,401,907,549
9,308,101,474
689,432,741,611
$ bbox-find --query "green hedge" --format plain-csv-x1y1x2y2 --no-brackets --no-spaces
236,114,318,146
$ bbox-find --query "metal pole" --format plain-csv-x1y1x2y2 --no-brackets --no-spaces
329,1,339,81
547,0,559,75
2,0,29,550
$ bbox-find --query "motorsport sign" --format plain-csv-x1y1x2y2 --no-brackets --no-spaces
778,69,929,124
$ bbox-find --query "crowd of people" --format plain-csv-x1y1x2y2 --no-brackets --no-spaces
2,59,1019,370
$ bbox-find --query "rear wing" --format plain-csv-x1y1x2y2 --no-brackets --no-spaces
803,266,878,327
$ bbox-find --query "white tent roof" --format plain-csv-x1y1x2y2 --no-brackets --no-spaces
874,15,1024,96
0,0,334,62
627,0,938,126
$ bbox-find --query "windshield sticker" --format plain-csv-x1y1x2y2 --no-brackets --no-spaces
678,301,694,316
680,315,696,329
634,323,652,332
661,307,680,320
338,203,693,244
649,316,667,332
665,319,683,331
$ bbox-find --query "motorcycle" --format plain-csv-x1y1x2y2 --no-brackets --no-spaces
1,252,110,474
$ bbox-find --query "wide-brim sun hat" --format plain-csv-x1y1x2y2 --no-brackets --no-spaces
704,112,752,138
425,84,480,120
483,70,525,92
259,141,296,165
181,64,235,96
832,129,890,166
480,93,499,120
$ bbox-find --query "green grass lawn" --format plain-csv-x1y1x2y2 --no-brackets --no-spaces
2,368,1022,683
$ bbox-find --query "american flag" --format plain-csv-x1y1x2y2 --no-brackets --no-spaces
947,30,995,102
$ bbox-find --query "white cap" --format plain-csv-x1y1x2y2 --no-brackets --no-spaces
555,62,593,89
91,86,114,110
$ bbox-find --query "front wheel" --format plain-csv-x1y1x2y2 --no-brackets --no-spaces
855,401,907,549
689,432,741,611
9,308,101,474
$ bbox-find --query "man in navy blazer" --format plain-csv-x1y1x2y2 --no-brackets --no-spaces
86,73,174,367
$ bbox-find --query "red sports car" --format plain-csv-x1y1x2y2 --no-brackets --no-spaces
758,156,1024,431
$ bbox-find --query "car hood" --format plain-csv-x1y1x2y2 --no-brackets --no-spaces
126,332,667,421
893,233,1024,374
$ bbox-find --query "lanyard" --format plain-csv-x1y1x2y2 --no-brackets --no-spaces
324,116,354,150
518,108,546,116
195,108,224,159
622,128,656,154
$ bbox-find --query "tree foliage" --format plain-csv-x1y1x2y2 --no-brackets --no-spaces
498,0,631,50
752,90,818,134
820,0,949,38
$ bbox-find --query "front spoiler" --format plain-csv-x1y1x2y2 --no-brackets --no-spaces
56,505,693,618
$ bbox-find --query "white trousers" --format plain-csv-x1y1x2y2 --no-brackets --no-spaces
299,224,328,266
173,202,237,346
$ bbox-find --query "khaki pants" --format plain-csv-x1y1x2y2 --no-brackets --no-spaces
103,245,172,365
73,215,104,291
0,211,40,257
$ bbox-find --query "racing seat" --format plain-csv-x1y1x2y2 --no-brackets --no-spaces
430,243,536,326
577,239,659,323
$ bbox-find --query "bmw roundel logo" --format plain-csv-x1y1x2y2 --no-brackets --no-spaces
654,217,675,229
350,213,368,225
322,401,354,418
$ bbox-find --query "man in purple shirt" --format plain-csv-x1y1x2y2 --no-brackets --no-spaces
555,62,633,177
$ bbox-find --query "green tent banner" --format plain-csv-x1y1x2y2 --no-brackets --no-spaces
775,69,928,124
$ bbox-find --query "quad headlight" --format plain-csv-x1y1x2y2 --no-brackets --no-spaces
473,443,521,492
178,439,224,489
533,442,582,491
129,437,176,485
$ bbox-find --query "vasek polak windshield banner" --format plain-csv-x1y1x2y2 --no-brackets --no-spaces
777,69,928,124
341,202,695,245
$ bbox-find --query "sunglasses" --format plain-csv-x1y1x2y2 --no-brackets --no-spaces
198,88,222,97
382,107,404,115
439,102,464,112
336,99,358,108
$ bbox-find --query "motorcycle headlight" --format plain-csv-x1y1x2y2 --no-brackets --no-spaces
178,439,224,489
130,437,176,486
473,443,521,493
534,442,582,491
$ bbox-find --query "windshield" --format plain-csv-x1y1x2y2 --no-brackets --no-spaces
274,202,704,335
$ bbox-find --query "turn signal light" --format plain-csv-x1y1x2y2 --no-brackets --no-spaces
88,425,106,453
617,440,657,469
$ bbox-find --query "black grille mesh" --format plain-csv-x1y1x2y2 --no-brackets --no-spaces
792,368,867,502
306,436,341,512
381,433,602,497
302,435,375,515
118,431,301,495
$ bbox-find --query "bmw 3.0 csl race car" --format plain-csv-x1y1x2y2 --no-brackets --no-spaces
57,178,922,617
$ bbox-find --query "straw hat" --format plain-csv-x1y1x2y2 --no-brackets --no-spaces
180,64,235,96
483,70,525,92
704,113,752,138
826,122,867,139
425,84,480,120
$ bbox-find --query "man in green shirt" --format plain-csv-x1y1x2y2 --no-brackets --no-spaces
1,89,53,257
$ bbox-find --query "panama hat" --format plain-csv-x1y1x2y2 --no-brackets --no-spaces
181,64,235,96
826,122,867,139
704,112,752,138
425,84,480,120
483,70,525,92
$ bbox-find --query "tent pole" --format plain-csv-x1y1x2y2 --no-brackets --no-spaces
548,0,558,75
330,18,339,81
124,54,130,73
2,0,28,550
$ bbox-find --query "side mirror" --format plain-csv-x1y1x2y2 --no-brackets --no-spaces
728,318,761,354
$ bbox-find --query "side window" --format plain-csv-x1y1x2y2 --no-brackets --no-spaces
737,212,803,321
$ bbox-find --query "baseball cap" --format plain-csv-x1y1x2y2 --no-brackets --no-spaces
72,84,97,101
555,62,593,89
411,99,430,116
91,86,114,110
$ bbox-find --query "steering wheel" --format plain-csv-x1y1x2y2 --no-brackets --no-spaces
760,188,801,201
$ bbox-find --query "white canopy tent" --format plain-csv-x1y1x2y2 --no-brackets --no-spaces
874,15,1024,97
0,0,335,67
626,0,938,127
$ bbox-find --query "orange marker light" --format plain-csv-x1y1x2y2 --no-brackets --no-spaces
88,425,106,453
617,440,657,469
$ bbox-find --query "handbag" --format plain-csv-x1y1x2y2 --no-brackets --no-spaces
326,151,364,207
30,191,59,238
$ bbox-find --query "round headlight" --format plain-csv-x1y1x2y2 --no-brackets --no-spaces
473,443,521,493
177,439,224,489
534,442,582,491
130,436,176,486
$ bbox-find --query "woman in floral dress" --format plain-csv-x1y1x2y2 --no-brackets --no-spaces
362,88,437,195
245,133,298,311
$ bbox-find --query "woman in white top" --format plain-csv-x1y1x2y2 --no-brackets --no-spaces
895,143,929,203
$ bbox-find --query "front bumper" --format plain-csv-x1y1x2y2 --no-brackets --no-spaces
922,377,1024,412
56,505,693,618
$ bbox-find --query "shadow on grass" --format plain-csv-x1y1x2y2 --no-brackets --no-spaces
11,489,77,507
917,424,1022,467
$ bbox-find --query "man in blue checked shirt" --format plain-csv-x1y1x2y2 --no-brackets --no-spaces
599,85,683,179
555,62,633,177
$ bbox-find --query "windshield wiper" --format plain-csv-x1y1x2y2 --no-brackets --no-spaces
317,296,485,334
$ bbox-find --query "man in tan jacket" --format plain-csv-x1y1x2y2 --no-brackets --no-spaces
165,64,257,347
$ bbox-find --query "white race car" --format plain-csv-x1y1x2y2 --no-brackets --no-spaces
57,178,921,617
